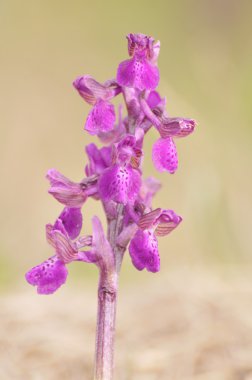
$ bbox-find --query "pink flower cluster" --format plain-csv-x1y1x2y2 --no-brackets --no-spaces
26,33,196,294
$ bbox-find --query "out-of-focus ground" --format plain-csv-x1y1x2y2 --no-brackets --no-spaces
1,0,252,379
1,268,252,380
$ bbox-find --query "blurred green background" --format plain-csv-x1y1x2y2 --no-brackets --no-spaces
0,0,252,290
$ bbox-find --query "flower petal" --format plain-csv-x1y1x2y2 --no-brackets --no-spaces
152,137,178,174
159,117,196,139
139,177,161,208
138,208,162,230
85,99,115,135
53,207,83,240
47,169,87,207
25,256,68,295
147,91,162,109
46,224,56,248
53,230,79,264
99,164,141,205
155,210,182,237
85,143,112,176
126,33,156,60
116,57,159,91
73,75,111,105
129,229,160,272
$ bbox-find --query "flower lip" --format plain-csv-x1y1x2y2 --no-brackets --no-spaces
152,137,178,174
25,256,68,295
129,229,160,273
98,164,141,205
85,99,116,135
117,57,159,91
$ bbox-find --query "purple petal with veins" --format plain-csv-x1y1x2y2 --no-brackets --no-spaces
155,209,182,237
47,169,87,207
159,117,196,139
53,230,79,264
138,208,162,230
73,75,111,105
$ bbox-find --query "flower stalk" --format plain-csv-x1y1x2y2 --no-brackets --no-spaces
94,204,125,380
94,270,118,380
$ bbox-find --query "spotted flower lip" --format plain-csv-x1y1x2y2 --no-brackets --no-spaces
99,164,141,205
128,208,182,273
25,256,68,295
129,229,160,272
117,57,159,91
85,99,116,135
25,229,96,295
139,95,196,173
152,137,178,174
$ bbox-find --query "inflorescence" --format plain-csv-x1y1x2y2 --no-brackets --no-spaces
25,33,196,294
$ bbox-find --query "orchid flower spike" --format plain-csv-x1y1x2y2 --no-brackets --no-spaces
25,32,196,380
26,32,196,293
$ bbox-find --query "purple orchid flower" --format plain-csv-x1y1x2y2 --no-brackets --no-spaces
26,33,196,379
98,135,142,205
129,208,182,272
26,208,95,294
140,94,196,174
117,33,160,91
73,75,121,135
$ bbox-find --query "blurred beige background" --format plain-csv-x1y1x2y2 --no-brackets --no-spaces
1,1,252,379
